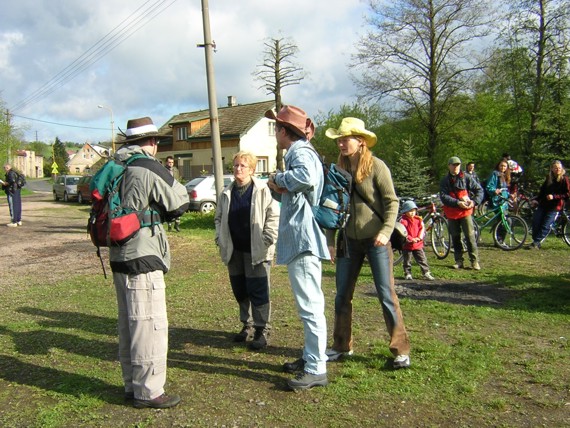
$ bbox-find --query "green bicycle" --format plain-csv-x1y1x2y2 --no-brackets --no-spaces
473,196,528,250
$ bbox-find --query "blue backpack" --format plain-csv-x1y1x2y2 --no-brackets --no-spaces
302,145,352,230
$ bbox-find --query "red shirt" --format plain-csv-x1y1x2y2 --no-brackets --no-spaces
400,214,425,251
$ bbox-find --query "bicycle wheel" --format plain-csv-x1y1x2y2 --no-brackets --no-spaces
493,215,528,250
430,216,450,259
517,199,534,225
562,215,570,247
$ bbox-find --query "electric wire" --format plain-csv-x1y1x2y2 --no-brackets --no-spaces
11,0,179,113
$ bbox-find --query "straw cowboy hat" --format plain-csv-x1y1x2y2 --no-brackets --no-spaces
265,105,315,141
119,117,163,144
325,117,377,148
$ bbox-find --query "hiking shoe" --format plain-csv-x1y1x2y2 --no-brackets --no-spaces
249,328,269,350
133,393,181,409
287,371,328,391
283,358,305,373
325,348,353,362
124,391,135,401
423,272,435,281
404,273,413,280
526,242,540,250
6,223,17,227
452,262,464,269
471,261,481,271
233,325,252,342
393,354,411,369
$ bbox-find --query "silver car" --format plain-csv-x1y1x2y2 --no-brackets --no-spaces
53,175,81,202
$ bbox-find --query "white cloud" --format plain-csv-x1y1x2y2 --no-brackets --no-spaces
0,0,370,143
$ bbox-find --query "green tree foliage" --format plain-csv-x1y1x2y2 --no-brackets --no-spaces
390,138,432,197
52,137,69,175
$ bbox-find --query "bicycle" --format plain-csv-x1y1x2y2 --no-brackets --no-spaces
472,196,528,250
393,194,450,264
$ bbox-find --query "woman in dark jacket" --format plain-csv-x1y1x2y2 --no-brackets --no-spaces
528,160,570,249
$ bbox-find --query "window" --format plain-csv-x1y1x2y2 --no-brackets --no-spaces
268,121,276,136
256,158,268,174
177,126,188,141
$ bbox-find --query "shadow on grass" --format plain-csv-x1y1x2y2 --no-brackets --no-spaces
3,307,296,393
0,355,125,404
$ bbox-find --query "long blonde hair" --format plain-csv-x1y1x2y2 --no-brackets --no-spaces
547,160,565,185
337,136,373,184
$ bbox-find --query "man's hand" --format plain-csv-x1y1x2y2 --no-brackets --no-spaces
328,245,335,264
267,175,287,194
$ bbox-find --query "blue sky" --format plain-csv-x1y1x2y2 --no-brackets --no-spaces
0,0,370,144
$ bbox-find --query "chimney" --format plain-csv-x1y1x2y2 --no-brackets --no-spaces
227,95,237,107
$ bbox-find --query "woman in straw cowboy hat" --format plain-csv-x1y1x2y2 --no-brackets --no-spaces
324,117,411,369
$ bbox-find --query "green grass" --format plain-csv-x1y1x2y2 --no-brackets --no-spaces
0,205,568,427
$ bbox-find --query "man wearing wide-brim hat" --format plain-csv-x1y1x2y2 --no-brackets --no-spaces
110,117,189,408
265,105,330,391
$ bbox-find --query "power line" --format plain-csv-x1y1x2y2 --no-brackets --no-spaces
11,0,179,112
11,113,109,130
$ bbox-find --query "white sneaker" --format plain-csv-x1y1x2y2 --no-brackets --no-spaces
17,221,22,226
6,223,17,227
325,348,353,362
423,272,435,281
393,354,410,369
404,274,413,280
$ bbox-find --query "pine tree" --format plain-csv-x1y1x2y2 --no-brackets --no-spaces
390,138,431,198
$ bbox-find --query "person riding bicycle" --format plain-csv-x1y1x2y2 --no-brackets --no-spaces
440,156,484,270
399,200,435,281
527,160,570,249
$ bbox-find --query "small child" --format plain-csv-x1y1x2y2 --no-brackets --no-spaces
399,200,435,281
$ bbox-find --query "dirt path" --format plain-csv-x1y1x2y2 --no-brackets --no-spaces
0,193,101,288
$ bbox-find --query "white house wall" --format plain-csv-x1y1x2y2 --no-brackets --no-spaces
239,118,277,172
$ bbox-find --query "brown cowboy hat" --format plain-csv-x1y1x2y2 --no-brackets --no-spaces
119,117,163,144
265,105,315,141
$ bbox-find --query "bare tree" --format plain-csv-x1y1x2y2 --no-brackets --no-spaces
353,0,495,169
254,37,306,170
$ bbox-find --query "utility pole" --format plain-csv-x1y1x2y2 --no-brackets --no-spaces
198,0,224,198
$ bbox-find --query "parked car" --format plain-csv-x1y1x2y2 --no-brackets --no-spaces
185,175,234,213
76,175,93,204
53,175,82,202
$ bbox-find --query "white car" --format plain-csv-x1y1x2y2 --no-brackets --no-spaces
185,175,234,213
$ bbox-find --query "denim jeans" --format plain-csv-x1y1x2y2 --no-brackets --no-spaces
448,215,478,263
287,252,327,375
333,237,410,357
7,190,22,223
531,206,558,244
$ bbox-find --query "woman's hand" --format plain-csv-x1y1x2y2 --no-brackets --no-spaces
328,245,335,264
546,194,554,200
374,232,389,247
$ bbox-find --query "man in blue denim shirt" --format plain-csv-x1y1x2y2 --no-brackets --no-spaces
265,105,330,391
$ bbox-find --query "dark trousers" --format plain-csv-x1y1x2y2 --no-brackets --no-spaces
7,190,22,223
402,248,430,275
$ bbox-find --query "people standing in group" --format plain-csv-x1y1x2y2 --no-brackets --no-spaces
110,117,189,409
527,160,570,249
165,156,182,232
440,156,484,270
465,162,480,184
265,105,330,391
323,117,411,370
215,151,279,351
2,163,22,227
399,200,435,281
485,159,515,210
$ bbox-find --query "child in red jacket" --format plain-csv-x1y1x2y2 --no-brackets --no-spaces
399,200,435,281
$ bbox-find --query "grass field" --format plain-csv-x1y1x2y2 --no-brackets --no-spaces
0,205,568,427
